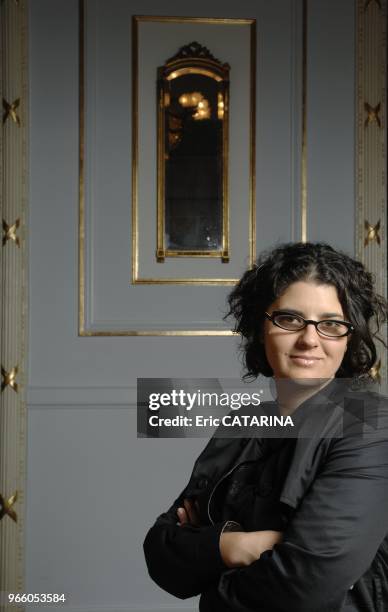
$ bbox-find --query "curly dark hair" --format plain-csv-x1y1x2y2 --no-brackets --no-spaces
226,242,387,379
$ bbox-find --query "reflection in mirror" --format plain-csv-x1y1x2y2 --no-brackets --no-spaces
156,42,230,262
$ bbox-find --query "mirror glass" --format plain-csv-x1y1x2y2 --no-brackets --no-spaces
157,43,230,262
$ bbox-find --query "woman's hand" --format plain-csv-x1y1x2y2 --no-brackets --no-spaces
177,498,201,527
176,500,283,567
220,530,283,568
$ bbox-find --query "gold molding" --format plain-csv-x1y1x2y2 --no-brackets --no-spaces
356,0,387,386
0,0,28,598
78,4,255,335
79,0,85,335
131,9,139,285
81,329,236,336
130,15,255,25
249,19,256,266
158,252,230,259
79,6,307,335
301,0,308,242
131,14,256,284
131,277,238,285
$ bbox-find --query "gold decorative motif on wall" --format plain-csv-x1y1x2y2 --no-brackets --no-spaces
364,219,381,246
0,491,18,522
2,97,21,126
2,218,20,247
369,359,382,383
364,102,381,127
356,0,387,387
364,0,382,10
1,365,19,392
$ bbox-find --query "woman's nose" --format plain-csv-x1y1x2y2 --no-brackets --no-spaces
295,323,320,346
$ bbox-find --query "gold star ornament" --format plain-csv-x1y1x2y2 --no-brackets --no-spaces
1,365,19,392
2,98,21,126
2,218,20,247
0,491,18,523
364,102,381,128
364,219,381,246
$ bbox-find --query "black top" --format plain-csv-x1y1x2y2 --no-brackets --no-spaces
144,382,388,612
211,438,296,531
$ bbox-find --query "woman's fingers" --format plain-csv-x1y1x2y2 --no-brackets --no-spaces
177,499,201,526
177,507,188,525
184,499,193,522
184,499,197,525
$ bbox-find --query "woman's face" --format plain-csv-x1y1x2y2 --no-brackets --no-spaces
263,281,349,380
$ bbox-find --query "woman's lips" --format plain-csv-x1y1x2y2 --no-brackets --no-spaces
289,355,322,367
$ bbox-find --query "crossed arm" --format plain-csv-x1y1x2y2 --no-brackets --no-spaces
143,491,283,599
144,433,388,611
177,498,282,568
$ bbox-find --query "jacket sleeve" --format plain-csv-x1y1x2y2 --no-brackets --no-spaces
201,432,388,612
143,489,231,599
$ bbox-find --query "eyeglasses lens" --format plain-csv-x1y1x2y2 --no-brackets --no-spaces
273,314,349,337
316,321,349,337
274,314,304,330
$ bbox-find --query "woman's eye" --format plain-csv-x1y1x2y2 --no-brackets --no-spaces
278,314,300,324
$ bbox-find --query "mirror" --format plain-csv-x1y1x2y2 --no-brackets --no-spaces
156,42,230,262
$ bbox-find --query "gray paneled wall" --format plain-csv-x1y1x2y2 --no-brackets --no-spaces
27,0,355,610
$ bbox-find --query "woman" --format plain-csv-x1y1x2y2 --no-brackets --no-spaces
143,242,388,612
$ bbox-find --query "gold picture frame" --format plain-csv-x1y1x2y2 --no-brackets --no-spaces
79,5,256,335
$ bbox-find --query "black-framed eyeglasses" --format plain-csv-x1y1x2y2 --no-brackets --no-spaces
264,311,354,338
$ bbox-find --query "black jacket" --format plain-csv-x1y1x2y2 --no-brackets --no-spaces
143,382,388,611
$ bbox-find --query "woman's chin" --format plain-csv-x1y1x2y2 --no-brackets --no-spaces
275,372,333,387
